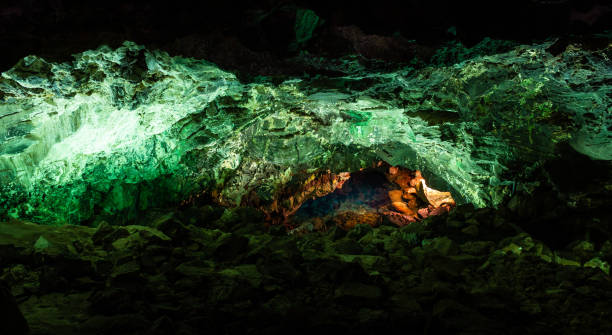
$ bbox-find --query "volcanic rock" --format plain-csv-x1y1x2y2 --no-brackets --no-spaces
2,40,609,224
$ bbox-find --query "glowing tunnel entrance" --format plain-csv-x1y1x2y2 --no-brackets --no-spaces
289,163,455,231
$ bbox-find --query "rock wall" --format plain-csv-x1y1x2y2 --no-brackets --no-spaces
0,40,610,224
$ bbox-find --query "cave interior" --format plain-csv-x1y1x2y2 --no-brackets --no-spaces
0,1,611,334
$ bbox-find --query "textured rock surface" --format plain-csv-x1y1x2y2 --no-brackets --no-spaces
0,40,610,224
1,204,612,334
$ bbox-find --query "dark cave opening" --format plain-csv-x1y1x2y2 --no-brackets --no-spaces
292,169,394,225
290,166,455,231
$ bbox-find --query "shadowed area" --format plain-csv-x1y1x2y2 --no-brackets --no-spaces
291,166,454,231
295,169,394,218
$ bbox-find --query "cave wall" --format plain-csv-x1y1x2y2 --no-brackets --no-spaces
0,39,609,224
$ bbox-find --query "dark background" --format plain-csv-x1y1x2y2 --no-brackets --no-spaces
0,0,610,75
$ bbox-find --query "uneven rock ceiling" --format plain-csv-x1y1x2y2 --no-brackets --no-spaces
0,40,610,224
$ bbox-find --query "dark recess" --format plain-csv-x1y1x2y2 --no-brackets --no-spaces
0,0,610,75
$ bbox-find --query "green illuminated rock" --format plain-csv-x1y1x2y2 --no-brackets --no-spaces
0,40,610,224
293,8,322,49
0,42,244,223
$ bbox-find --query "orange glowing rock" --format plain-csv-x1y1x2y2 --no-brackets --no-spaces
379,209,418,226
385,166,454,221
416,179,455,208
332,209,381,230
387,166,413,189
403,187,417,196
388,190,417,216
388,189,403,202
417,207,429,218
410,170,424,187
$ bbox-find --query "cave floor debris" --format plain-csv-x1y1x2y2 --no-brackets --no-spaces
2,203,612,334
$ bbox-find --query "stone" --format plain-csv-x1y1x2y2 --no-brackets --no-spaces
79,314,150,334
268,224,287,236
331,210,381,230
152,214,191,240
584,257,610,275
220,264,263,288
148,315,175,335
213,235,250,262
327,225,347,240
19,292,92,334
175,261,215,279
33,235,50,251
257,253,301,282
461,224,479,236
92,221,116,246
334,282,383,301
417,207,429,219
346,224,374,240
422,237,457,256
214,207,265,232
380,209,418,226
416,179,456,208
333,238,363,254
431,299,496,333
339,254,389,275
460,241,495,255
554,255,581,267
110,261,141,282
0,201,611,333
571,240,596,261
179,205,224,226
520,300,542,315
390,294,422,315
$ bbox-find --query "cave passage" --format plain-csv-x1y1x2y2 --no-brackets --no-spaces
291,166,455,231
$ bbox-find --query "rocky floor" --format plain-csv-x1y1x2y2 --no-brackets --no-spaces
1,202,612,335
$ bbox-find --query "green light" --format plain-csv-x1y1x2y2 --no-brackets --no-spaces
0,40,609,224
